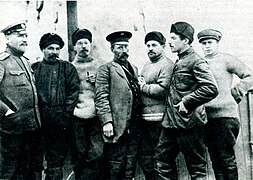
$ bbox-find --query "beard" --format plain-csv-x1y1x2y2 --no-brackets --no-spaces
118,52,129,60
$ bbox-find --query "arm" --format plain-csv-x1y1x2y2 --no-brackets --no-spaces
182,60,218,111
141,64,173,99
95,64,113,126
228,57,253,103
64,63,80,115
0,64,10,116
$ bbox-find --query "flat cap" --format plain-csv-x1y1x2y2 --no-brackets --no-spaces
197,29,222,42
1,20,27,35
145,31,166,45
39,33,64,50
106,31,132,44
72,28,92,46
170,22,194,43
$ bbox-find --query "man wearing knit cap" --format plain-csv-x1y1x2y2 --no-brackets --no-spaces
71,28,105,180
0,21,41,179
95,31,141,179
137,31,174,180
154,22,219,180
198,28,253,180
31,33,80,179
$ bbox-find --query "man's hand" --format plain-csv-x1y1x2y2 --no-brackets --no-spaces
5,109,15,116
103,122,114,137
138,76,146,90
173,101,188,114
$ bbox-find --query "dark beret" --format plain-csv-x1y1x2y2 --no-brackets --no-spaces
1,20,27,35
72,28,92,46
197,29,222,42
39,33,64,50
145,31,166,45
170,22,194,43
106,31,132,44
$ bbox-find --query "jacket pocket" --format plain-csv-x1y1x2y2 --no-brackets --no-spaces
9,70,28,86
0,111,20,132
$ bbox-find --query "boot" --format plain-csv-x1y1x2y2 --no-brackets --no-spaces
108,161,123,180
45,167,63,180
30,171,42,180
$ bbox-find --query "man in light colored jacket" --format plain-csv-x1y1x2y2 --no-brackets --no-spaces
71,28,105,180
198,29,253,180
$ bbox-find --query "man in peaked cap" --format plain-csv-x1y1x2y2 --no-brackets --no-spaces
71,28,105,180
31,33,80,179
0,21,42,179
154,22,219,180
198,29,253,180
95,31,142,179
137,31,174,180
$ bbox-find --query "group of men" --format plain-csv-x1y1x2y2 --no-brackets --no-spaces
0,19,252,180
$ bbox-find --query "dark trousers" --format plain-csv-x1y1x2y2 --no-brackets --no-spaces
71,116,104,180
138,120,161,180
154,126,207,180
104,129,141,180
0,131,43,180
204,117,240,180
36,106,72,180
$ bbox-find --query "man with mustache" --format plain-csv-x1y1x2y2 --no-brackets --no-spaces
71,28,105,180
95,31,141,179
0,21,41,179
137,31,174,180
154,22,219,180
31,33,80,179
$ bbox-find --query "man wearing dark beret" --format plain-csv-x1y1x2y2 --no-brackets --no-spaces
0,21,42,179
31,33,80,179
137,31,174,180
198,29,253,180
95,31,142,179
71,28,105,180
154,22,219,180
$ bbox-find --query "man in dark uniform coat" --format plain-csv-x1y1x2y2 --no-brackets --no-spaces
0,21,42,179
32,33,80,180
95,31,141,180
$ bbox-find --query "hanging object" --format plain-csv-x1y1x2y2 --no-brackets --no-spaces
54,11,58,31
36,0,44,22
25,1,30,20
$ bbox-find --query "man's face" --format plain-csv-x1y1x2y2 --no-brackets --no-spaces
146,40,164,60
74,38,91,58
6,31,28,53
168,32,186,54
200,39,219,56
111,42,129,63
42,44,61,62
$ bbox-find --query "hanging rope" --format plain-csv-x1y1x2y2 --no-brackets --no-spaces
36,0,44,22
54,11,59,31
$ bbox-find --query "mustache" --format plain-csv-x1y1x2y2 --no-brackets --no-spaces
20,43,28,46
49,54,59,59
119,52,129,58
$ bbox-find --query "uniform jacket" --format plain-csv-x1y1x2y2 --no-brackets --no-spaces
162,47,218,129
32,59,80,128
0,48,41,134
140,54,174,121
95,60,139,143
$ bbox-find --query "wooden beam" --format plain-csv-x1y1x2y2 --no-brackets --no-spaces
66,1,77,62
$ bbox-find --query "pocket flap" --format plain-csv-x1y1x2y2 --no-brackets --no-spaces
9,70,25,76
